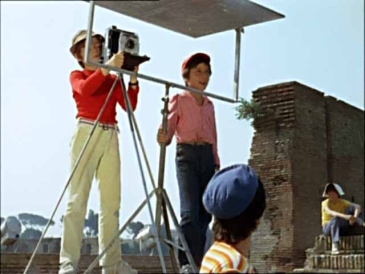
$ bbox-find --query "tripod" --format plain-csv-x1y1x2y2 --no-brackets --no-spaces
83,73,197,273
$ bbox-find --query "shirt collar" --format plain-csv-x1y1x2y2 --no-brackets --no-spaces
181,90,211,105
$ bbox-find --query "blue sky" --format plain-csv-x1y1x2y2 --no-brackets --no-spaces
1,0,364,236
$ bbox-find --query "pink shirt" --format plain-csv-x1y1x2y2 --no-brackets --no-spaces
164,91,220,166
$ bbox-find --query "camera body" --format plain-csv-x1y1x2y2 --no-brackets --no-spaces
103,26,140,59
102,26,149,71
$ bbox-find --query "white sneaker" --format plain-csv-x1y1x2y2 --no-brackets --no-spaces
180,264,194,273
59,262,78,274
331,242,339,255
102,261,138,274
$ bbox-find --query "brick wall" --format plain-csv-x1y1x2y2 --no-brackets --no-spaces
325,96,364,209
248,81,364,273
0,254,173,274
2,238,98,255
249,82,297,273
291,84,327,268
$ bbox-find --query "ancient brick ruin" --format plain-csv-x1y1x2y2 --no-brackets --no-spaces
249,81,364,273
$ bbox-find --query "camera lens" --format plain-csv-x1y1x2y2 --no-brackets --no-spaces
126,39,135,49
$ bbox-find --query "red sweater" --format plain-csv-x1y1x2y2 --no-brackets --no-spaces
70,68,139,124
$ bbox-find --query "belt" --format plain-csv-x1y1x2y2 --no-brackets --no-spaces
179,141,211,146
78,118,117,131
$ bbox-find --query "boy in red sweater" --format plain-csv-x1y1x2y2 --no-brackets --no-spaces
59,30,139,274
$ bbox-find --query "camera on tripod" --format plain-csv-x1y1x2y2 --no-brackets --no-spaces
102,26,150,71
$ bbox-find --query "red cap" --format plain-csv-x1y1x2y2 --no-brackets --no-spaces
181,53,210,74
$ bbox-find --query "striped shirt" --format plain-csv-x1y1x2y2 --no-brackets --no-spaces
200,241,255,273
164,91,220,166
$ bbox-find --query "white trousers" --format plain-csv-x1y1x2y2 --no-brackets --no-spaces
60,122,122,267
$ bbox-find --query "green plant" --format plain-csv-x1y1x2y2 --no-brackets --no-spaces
235,97,262,123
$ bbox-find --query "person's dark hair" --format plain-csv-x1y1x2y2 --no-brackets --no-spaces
212,178,266,244
73,41,86,68
326,184,339,197
182,56,212,86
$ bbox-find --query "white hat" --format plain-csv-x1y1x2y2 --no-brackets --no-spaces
70,30,104,56
322,183,345,197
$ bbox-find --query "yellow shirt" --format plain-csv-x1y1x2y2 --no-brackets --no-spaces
321,198,351,226
200,241,255,273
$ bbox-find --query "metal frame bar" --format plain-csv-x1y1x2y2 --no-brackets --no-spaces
85,0,242,104
234,28,243,101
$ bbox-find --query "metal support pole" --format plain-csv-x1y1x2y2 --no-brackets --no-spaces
154,84,179,272
234,27,243,102
155,84,170,234
84,0,95,68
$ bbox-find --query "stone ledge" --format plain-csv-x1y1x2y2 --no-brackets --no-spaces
293,268,364,273
306,254,364,270
313,235,364,252
322,250,364,255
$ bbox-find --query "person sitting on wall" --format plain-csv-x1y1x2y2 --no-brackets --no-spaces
321,183,364,255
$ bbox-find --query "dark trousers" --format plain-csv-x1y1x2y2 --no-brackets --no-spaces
175,143,215,268
323,205,364,243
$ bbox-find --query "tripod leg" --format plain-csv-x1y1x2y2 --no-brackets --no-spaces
23,77,120,274
162,189,198,273
118,77,167,272
127,83,178,271
161,199,179,273
125,81,180,272
83,190,155,273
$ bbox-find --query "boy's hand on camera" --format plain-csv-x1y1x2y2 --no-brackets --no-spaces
101,51,124,76
108,50,125,68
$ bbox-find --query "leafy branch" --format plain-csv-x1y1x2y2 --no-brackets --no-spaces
235,97,263,124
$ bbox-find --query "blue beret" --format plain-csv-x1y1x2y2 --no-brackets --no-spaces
203,164,259,219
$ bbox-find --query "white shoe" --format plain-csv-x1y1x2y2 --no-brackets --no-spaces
331,242,339,255
180,264,194,273
59,262,78,274
102,261,138,274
